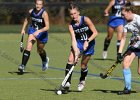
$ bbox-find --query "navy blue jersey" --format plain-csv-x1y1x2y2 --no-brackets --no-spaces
30,8,45,30
111,0,125,17
71,16,93,41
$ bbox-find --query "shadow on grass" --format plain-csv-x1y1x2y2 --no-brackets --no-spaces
8,71,33,75
92,89,137,94
40,89,81,93
93,58,115,61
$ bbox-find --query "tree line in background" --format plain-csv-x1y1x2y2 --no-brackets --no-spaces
0,0,139,25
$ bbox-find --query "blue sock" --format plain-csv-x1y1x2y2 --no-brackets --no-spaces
123,68,131,90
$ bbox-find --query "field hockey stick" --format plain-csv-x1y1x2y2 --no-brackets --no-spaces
56,51,83,94
20,34,24,53
100,49,129,79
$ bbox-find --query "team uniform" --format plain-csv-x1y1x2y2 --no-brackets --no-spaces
124,14,140,57
117,14,140,95
18,7,49,74
28,8,48,44
71,16,95,55
108,0,126,28
64,16,97,92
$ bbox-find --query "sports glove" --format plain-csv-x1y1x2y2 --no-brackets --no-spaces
130,35,139,45
117,53,123,63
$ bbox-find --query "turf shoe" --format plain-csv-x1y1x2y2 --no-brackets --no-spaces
42,57,49,71
102,51,108,59
18,65,25,73
78,80,85,91
117,87,131,95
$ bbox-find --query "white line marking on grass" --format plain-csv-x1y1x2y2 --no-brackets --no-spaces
0,77,139,80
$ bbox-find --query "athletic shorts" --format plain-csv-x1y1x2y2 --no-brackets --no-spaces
128,48,140,57
28,26,48,44
108,16,125,28
77,39,95,55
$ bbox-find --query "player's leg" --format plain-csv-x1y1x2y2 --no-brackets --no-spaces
78,54,91,91
37,40,49,71
116,25,123,53
138,57,140,75
118,52,136,95
65,48,75,87
102,26,115,59
18,34,36,73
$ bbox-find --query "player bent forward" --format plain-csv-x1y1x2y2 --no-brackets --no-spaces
117,2,140,95
63,3,98,92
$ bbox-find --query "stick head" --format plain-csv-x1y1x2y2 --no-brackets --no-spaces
55,85,69,94
20,45,24,53
100,73,107,79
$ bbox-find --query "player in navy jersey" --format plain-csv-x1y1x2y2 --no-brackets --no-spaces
64,3,98,92
18,0,49,74
102,0,127,59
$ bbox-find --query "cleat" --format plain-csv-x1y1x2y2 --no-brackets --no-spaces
42,57,49,71
18,65,25,74
102,51,108,59
78,80,85,91
117,87,131,95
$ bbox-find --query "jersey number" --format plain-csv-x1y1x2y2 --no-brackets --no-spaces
34,22,39,30
81,33,88,40
115,10,121,17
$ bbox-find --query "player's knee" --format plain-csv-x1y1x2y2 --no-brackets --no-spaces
67,58,74,64
81,62,87,68
106,35,112,40
30,39,36,45
37,48,44,54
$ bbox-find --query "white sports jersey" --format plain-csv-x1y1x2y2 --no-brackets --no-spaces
124,14,140,49
124,14,140,34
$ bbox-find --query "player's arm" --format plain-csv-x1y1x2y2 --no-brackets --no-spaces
21,9,32,34
104,0,115,16
84,16,98,42
39,11,49,32
118,32,127,53
68,24,80,60
83,16,98,51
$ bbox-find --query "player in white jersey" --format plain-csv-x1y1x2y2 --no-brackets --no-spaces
117,2,140,95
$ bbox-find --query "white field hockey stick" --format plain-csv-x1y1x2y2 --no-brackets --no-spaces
56,51,83,94
20,34,24,53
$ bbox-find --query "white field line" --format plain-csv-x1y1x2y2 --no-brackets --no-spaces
0,77,139,80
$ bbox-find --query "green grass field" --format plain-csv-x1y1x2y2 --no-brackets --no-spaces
0,33,140,100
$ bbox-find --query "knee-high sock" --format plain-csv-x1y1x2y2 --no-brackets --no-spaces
22,50,30,66
116,40,121,53
39,50,47,62
80,67,88,81
123,68,131,90
103,39,111,51
65,63,73,83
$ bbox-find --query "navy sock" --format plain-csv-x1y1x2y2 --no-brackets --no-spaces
22,50,30,66
80,67,88,81
116,40,121,53
65,63,73,83
39,50,47,62
103,39,111,51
